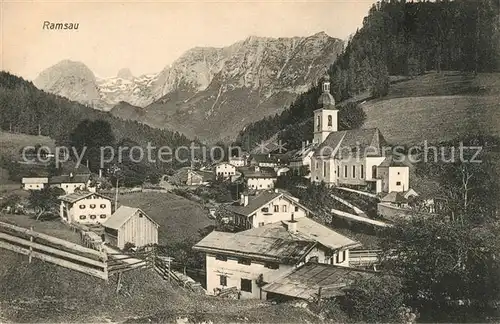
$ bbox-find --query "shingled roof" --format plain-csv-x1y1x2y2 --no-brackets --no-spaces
59,191,109,204
193,217,360,263
103,205,159,230
313,128,387,158
262,262,377,300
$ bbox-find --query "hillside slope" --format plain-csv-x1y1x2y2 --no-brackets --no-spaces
362,72,500,145
0,249,321,323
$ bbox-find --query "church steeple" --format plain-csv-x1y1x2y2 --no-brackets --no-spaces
313,73,338,144
317,74,336,109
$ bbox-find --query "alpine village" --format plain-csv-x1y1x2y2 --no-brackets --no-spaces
1,1,500,323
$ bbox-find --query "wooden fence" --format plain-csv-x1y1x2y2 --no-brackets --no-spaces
0,221,109,280
0,221,154,281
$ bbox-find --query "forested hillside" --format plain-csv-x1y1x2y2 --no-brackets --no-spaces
0,72,193,156
236,0,500,151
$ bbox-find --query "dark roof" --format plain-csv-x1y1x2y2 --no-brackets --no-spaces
317,92,336,109
262,262,376,299
250,154,278,163
313,128,387,158
169,167,212,184
193,218,360,263
381,192,408,203
225,191,282,216
49,174,90,184
238,166,277,178
59,161,91,175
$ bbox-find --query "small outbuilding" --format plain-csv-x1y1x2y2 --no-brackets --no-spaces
103,206,159,249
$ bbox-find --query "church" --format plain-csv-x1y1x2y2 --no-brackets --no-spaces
309,75,410,194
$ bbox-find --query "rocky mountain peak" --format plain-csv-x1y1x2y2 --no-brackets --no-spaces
117,68,134,80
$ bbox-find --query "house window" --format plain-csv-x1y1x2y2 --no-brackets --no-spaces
99,214,107,219
315,161,319,170
352,165,356,178
396,181,402,186
360,165,364,179
90,215,97,219
265,262,279,270
79,205,85,209
317,116,320,131
344,165,348,177
273,205,279,212
337,166,340,177
261,207,269,212
220,275,227,286
241,279,252,292
100,204,106,209
336,250,347,264
282,205,287,212
238,258,251,265
79,215,86,220
328,115,332,126
295,206,299,212
323,161,327,177
258,222,265,227
90,204,96,209
216,255,227,262
139,213,144,218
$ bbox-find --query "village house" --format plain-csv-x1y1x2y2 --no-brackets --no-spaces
193,216,361,299
228,156,247,167
224,190,313,229
59,191,112,225
49,173,93,194
289,142,314,176
103,205,159,249
249,154,279,168
169,167,213,186
238,166,277,190
309,75,410,193
214,162,236,179
21,177,49,190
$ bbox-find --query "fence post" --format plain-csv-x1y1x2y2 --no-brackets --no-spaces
102,248,109,283
28,226,33,263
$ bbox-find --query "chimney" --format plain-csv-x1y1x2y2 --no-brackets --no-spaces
240,193,249,206
274,188,278,193
99,169,103,178
287,213,297,233
69,172,74,179
268,153,271,158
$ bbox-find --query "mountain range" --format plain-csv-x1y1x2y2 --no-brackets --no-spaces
33,32,343,142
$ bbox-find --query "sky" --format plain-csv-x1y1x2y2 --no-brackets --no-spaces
1,0,376,80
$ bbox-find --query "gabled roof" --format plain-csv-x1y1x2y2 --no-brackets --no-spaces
225,190,313,217
103,205,159,230
250,154,278,163
378,155,411,168
313,128,387,158
193,217,360,263
49,174,91,184
238,166,277,179
262,262,376,300
381,191,408,204
22,177,49,184
59,191,110,204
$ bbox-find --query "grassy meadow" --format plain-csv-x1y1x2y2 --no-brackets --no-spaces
114,192,215,244
362,72,500,145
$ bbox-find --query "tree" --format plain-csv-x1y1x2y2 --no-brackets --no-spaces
381,216,500,322
28,187,65,217
68,119,115,172
340,275,410,323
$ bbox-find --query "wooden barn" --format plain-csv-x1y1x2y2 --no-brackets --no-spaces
103,205,159,249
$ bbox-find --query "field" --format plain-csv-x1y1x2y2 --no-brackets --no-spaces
0,131,55,161
362,72,500,145
113,192,215,244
